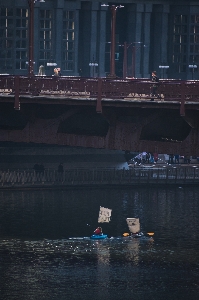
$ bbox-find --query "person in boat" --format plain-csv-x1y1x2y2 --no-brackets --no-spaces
94,227,103,235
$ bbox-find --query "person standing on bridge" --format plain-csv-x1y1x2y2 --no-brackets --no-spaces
151,71,159,100
57,68,61,76
53,68,61,76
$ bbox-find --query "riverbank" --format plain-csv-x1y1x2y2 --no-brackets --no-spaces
0,165,199,189
0,145,130,170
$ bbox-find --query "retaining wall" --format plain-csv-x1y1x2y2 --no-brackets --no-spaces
0,167,199,188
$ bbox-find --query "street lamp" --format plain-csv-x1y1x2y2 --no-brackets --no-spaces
120,41,145,78
132,42,143,78
101,4,124,78
189,64,197,80
123,42,128,78
47,55,57,74
159,64,169,79
28,0,45,77
122,41,131,78
89,56,98,77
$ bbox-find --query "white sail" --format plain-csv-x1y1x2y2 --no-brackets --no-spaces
98,206,112,223
126,218,140,233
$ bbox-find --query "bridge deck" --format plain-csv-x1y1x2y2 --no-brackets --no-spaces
0,75,199,114
0,75,199,155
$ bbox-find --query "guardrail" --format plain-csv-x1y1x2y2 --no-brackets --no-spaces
0,75,195,100
0,167,198,188
1,75,199,114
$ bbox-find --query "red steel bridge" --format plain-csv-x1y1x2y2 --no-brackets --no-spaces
0,75,199,156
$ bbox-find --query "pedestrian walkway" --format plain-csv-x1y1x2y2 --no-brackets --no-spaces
0,166,199,189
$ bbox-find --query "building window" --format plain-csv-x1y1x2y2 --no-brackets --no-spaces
173,14,199,75
0,8,14,72
0,7,28,73
172,15,188,73
16,8,28,70
39,10,53,66
62,10,75,71
190,15,199,66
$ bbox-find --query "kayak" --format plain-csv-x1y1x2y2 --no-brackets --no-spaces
90,234,108,240
123,232,149,238
131,232,144,238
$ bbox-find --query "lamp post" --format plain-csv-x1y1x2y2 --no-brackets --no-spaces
47,55,57,75
89,56,98,77
131,42,143,78
28,0,34,77
159,64,169,79
188,64,197,80
28,0,45,77
132,46,136,78
110,5,117,78
123,42,127,78
122,41,131,78
101,4,124,78
120,41,144,78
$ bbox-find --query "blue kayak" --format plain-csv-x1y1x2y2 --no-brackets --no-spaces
90,234,108,239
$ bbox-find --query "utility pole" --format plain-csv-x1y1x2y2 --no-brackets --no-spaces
110,5,117,78
28,0,34,76
102,4,124,78
28,0,45,76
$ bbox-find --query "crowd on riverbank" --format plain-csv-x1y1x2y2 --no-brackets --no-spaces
128,153,199,167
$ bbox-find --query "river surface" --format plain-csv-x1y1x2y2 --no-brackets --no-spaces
0,186,199,300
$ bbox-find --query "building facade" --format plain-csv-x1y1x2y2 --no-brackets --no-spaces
0,0,199,79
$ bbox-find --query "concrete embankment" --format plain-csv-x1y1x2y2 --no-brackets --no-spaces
0,145,129,170
0,166,199,189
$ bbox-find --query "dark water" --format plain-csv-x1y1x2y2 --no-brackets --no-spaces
0,186,199,300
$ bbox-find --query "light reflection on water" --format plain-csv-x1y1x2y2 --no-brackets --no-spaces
0,187,199,300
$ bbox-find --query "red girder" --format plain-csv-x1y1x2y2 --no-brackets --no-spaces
0,75,199,104
0,75,199,155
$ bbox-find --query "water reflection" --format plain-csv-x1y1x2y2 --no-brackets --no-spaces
95,241,110,299
0,187,199,299
125,238,140,264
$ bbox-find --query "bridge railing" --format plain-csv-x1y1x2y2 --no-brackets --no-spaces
0,167,198,187
0,75,199,99
1,75,199,114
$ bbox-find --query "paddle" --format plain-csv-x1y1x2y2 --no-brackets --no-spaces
123,233,130,237
123,232,154,237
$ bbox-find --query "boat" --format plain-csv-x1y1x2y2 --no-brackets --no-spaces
126,218,140,233
90,234,108,240
124,218,154,238
125,218,143,237
90,206,112,239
